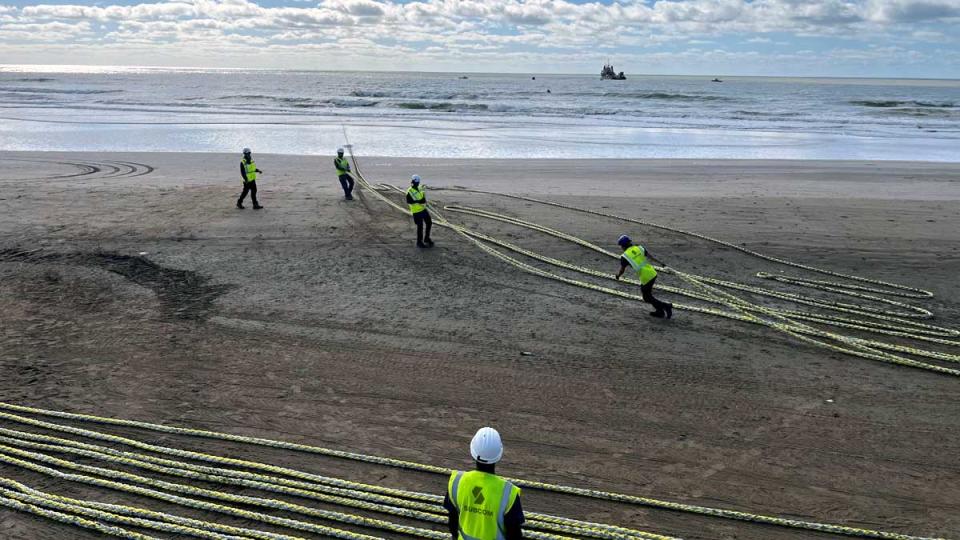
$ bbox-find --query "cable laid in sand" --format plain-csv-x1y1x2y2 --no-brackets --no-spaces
0,401,946,540
1,149,953,540
0,403,676,540
346,154,958,377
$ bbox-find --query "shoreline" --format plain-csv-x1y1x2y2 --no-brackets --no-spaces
6,150,960,165
6,151,959,201
9,149,960,162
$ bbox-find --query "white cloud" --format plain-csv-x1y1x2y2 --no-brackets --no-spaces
503,3,553,25
866,0,960,22
911,28,949,40
9,0,960,35
322,0,386,17
0,0,958,75
0,20,92,43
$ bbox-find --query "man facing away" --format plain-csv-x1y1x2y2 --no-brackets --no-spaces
615,234,673,319
237,147,263,210
335,148,354,200
444,427,524,540
406,174,434,248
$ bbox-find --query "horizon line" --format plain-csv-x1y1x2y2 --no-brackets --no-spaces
1,63,959,82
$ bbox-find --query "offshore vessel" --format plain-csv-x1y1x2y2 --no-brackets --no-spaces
601,63,626,80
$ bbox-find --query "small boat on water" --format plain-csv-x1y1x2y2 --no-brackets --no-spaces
711,78,723,83
601,63,626,80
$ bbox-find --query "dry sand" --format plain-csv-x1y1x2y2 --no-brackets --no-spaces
1,152,959,540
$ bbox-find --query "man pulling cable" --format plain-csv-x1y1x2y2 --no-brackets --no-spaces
237,147,263,210
406,174,434,248
615,234,673,318
334,147,354,201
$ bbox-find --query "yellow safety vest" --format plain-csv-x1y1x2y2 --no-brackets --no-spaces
623,245,657,285
335,157,350,176
408,186,426,214
242,160,257,182
448,470,520,540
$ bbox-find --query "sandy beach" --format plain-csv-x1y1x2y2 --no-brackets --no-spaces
1,152,959,540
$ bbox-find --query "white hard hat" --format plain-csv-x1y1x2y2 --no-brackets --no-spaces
411,174,421,184
337,147,344,153
242,147,251,154
470,427,503,464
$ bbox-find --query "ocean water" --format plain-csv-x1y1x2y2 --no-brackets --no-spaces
1,66,958,161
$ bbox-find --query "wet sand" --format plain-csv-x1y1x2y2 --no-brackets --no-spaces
1,152,959,539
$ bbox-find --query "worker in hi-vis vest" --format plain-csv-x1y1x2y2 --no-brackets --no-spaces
615,234,673,319
237,147,263,210
443,427,524,540
334,147,354,200
406,174,434,248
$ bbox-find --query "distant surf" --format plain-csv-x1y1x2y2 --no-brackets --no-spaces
0,68,957,160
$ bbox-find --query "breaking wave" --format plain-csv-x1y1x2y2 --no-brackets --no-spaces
880,107,959,118
0,86,121,95
396,101,489,111
349,90,390,98
215,94,274,100
600,91,733,102
732,110,804,118
327,98,378,107
850,99,955,108
351,90,481,100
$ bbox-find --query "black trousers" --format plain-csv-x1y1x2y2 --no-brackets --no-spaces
640,277,670,313
413,210,432,244
338,174,354,198
238,181,258,205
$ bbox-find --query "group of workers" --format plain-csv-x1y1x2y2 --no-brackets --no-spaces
233,149,675,540
237,147,672,318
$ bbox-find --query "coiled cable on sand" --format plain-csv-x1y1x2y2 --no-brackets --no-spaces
436,188,933,300
433,203,959,371
0,400,946,540
0,426,648,540
340,150,958,378
349,149,950,537
0,402,677,540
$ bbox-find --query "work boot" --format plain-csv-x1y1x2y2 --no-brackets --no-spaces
417,242,427,248
649,311,665,319
236,201,245,209
253,204,263,210
345,194,354,201
664,303,673,319
425,238,434,247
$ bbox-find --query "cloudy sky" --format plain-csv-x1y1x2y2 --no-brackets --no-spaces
0,0,958,77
